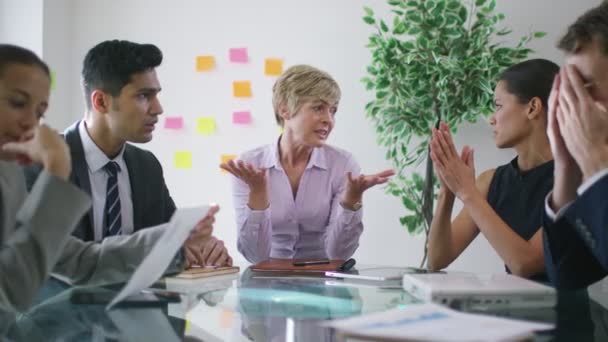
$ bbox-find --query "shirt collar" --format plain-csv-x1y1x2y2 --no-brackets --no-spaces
263,135,328,171
78,121,126,174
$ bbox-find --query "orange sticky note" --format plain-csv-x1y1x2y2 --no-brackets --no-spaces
220,154,237,173
219,309,234,329
175,151,193,169
197,117,216,134
265,58,283,76
233,81,252,97
196,56,215,72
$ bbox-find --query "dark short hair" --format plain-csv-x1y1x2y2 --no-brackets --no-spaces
558,2,608,55
0,44,50,78
81,40,162,109
499,59,560,110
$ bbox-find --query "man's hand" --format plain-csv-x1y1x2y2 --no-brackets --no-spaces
183,205,231,267
547,72,582,212
557,65,608,182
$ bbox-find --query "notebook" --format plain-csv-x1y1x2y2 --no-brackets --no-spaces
167,266,240,279
402,273,556,310
250,258,345,275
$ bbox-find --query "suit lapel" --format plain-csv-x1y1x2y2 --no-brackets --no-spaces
124,145,144,230
64,120,95,238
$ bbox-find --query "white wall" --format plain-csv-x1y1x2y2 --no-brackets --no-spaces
42,0,74,130
38,0,602,273
0,0,43,55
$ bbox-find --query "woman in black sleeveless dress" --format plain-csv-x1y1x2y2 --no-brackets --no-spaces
427,59,559,282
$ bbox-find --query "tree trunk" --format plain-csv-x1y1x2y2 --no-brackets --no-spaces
419,147,434,268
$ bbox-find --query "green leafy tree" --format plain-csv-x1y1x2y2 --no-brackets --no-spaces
362,0,544,266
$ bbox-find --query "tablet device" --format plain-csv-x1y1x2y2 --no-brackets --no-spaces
402,273,556,310
325,266,432,281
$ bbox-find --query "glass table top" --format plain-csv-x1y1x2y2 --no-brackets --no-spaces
2,266,607,341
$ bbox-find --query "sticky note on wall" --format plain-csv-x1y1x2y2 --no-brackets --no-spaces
197,117,216,134
229,48,248,63
196,56,215,72
232,111,252,125
265,58,283,76
164,117,184,130
233,81,252,97
175,151,192,169
220,154,237,173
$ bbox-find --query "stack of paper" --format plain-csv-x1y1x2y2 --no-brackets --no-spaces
325,303,553,341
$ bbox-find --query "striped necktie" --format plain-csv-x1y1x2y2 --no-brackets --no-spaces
103,161,122,237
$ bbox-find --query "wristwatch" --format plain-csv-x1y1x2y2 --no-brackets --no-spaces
341,201,362,211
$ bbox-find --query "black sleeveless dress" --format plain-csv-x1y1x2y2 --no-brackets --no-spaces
487,157,554,283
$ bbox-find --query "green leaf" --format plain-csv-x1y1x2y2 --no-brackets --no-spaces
407,12,422,23
401,197,416,211
363,16,376,25
475,0,486,6
534,31,547,38
376,90,388,99
489,0,496,11
393,22,408,35
377,78,390,89
364,6,374,17
380,20,389,32
458,7,467,23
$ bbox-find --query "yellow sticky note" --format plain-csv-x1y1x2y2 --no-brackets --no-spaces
197,117,216,134
265,58,283,76
175,151,192,169
233,81,252,97
220,154,237,173
196,56,215,72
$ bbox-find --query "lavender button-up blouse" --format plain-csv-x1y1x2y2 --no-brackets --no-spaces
232,140,364,263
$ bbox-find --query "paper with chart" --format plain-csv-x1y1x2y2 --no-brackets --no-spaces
107,205,210,309
325,303,554,341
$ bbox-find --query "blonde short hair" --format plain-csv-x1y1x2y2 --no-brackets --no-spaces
272,64,341,126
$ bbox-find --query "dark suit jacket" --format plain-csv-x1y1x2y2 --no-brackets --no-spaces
543,174,608,289
24,120,177,241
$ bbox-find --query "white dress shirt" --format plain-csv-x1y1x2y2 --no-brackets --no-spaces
79,122,134,241
545,168,608,221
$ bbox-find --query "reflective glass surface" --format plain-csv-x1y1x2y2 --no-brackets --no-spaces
1,267,607,341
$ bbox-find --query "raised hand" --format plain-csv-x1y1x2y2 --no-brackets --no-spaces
2,124,71,179
342,169,395,209
220,159,267,191
430,122,477,201
547,72,582,211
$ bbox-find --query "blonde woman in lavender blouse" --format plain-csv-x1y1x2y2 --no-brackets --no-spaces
221,65,395,263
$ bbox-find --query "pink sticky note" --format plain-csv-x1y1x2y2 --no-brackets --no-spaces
233,111,252,124
229,48,248,63
164,117,184,129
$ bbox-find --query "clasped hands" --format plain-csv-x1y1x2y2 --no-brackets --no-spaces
430,122,478,203
548,64,608,186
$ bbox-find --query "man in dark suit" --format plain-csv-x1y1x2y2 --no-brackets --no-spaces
543,3,608,289
25,40,232,285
